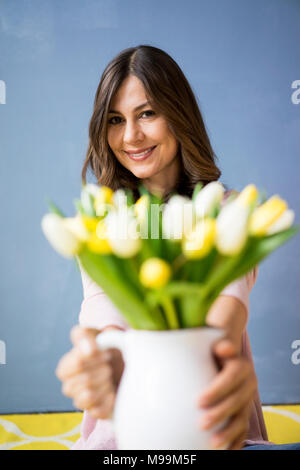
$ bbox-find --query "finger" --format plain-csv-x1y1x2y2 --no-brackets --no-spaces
210,405,250,450
74,387,115,414
56,347,108,380
91,391,116,420
228,431,247,450
198,358,254,408
212,339,238,359
73,381,114,410
61,364,113,397
199,380,255,431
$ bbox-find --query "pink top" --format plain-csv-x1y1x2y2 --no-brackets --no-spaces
72,191,273,450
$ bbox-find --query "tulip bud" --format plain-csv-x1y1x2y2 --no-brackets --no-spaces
162,195,195,241
216,202,249,256
112,189,128,210
139,257,171,289
236,184,258,208
134,194,150,224
249,195,287,236
183,219,216,259
265,209,295,236
64,215,90,241
86,220,112,254
81,215,99,232
41,213,82,258
81,184,98,216
105,207,141,258
194,181,225,218
94,186,114,217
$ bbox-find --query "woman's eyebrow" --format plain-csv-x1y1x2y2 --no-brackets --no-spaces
108,101,150,114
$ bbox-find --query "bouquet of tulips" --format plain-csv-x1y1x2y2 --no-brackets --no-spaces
41,182,299,330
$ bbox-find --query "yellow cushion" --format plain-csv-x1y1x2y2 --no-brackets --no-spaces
0,406,299,450
262,405,300,445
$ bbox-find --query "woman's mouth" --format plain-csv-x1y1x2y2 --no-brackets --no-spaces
125,146,156,161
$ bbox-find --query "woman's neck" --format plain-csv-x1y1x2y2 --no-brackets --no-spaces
142,155,181,198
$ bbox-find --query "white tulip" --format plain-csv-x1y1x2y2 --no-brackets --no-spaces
162,195,196,241
82,183,100,197
105,207,141,258
81,184,100,214
64,215,90,242
216,201,249,256
41,213,82,258
194,181,225,218
265,209,295,235
112,189,128,210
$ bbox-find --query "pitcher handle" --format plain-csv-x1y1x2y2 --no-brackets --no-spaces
96,329,126,355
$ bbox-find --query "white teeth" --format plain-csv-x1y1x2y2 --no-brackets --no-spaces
128,147,154,157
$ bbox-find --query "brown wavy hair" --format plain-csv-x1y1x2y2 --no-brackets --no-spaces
82,44,225,202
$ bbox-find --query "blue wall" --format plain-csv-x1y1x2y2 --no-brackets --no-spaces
0,0,299,413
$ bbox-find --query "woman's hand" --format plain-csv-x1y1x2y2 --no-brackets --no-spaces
55,325,124,420
197,338,258,450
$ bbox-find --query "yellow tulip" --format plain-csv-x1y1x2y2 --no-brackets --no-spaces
81,215,99,232
139,258,171,289
87,225,112,254
94,186,114,217
134,194,150,223
249,195,287,236
265,209,295,235
182,219,216,259
235,184,258,208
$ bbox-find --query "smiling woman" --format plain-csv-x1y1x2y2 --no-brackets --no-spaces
107,74,180,196
81,45,222,203
54,44,300,451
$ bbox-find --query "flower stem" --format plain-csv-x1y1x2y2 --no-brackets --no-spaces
160,295,180,329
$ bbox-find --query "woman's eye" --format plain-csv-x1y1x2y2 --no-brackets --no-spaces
108,116,122,125
142,110,155,118
108,110,155,125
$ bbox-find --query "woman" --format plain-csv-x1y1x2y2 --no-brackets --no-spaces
56,45,296,450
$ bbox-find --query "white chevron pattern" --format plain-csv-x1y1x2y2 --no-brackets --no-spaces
0,417,81,450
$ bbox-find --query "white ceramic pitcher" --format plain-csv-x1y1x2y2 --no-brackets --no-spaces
96,326,225,450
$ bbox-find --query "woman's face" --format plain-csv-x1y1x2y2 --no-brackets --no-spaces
107,75,179,193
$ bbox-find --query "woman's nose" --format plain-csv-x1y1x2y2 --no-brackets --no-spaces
123,120,144,144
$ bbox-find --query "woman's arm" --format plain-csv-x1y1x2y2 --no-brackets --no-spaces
197,273,258,450
206,294,248,354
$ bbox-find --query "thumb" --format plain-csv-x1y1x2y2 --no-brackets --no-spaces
213,338,239,359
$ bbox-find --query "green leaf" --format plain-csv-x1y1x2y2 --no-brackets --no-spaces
203,225,300,301
138,183,150,198
192,181,203,202
81,188,96,216
78,248,167,330
185,248,219,283
178,295,206,328
159,295,180,329
45,198,64,217
218,225,300,289
124,188,134,206
74,199,85,215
